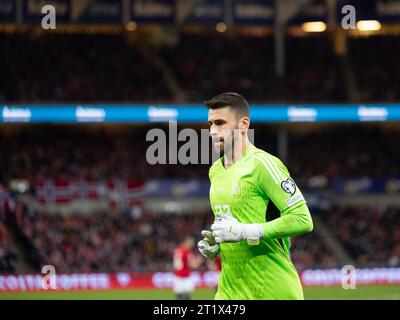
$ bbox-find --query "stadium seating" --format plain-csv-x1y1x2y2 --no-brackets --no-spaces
0,220,17,274
349,36,400,102
0,32,357,103
322,206,400,268
285,126,400,180
16,205,213,273
0,33,171,103
12,203,398,273
1,126,398,184
291,232,339,270
1,31,399,276
160,33,346,102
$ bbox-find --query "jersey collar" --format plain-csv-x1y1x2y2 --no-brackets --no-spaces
220,143,255,169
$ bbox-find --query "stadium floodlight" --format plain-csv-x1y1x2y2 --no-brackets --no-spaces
356,20,381,31
216,22,227,33
301,21,326,33
125,21,138,32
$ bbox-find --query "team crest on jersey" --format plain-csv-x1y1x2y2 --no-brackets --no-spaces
231,180,242,201
281,178,296,195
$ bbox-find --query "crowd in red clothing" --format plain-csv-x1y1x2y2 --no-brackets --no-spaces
2,33,399,104
0,33,170,103
17,206,213,273
2,202,398,274
160,33,346,103
1,126,399,188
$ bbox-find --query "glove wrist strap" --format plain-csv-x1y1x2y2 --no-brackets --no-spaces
244,224,264,245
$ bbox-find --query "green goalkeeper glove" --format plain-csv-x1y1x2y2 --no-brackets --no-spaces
197,230,220,259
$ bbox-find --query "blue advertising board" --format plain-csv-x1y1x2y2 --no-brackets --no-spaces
131,0,175,24
232,0,275,26
23,0,70,23
1,104,400,123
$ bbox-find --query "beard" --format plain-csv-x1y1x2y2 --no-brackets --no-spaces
212,126,241,158
213,137,234,158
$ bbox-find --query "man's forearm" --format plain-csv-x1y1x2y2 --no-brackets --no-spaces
260,203,313,239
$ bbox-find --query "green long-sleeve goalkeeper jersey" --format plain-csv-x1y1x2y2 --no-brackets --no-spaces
209,143,313,300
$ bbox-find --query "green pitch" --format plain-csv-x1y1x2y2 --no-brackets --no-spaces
0,286,399,300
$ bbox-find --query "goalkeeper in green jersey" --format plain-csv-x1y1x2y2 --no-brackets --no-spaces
197,92,313,300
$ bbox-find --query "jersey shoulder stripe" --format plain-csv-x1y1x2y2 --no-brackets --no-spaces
253,155,280,184
252,149,286,183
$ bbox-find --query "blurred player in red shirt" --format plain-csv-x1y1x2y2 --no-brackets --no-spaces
173,236,202,300
207,255,222,293
207,255,221,272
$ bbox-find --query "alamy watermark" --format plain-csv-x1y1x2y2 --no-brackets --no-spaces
37,4,363,32
41,265,56,290
41,5,56,30
341,264,356,289
145,121,254,165
341,5,356,30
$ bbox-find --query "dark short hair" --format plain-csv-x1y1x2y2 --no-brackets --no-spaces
205,92,249,118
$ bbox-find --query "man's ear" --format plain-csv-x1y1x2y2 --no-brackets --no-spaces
240,116,250,132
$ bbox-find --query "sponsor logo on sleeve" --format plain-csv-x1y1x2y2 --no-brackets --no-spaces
286,194,304,207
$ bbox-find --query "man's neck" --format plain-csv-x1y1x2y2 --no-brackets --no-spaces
224,138,250,169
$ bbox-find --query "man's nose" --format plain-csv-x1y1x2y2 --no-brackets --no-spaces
209,125,218,137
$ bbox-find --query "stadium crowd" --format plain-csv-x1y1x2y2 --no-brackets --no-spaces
0,220,17,274
1,126,399,186
17,207,212,273
1,29,399,276
12,204,398,273
290,232,338,271
0,33,170,103
323,206,400,268
350,36,400,102
0,125,210,184
0,33,400,103
2,32,399,103
15,205,337,273
286,126,400,181
160,33,346,102
2,178,399,273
